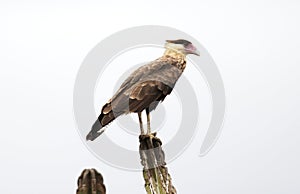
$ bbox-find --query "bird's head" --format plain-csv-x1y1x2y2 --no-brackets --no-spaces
165,39,200,56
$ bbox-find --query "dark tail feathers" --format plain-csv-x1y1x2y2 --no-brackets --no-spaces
86,102,116,141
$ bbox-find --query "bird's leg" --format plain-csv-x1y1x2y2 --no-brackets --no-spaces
146,108,151,134
138,112,145,135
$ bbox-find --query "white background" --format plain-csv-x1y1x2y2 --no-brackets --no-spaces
1,0,300,193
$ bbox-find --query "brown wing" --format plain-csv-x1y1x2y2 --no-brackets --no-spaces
128,80,173,113
111,58,182,102
108,58,182,114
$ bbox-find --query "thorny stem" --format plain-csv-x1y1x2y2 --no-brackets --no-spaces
139,133,177,194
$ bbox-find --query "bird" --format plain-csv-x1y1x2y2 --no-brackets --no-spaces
86,39,200,141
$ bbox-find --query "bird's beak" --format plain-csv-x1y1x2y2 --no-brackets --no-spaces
192,49,200,56
186,44,200,56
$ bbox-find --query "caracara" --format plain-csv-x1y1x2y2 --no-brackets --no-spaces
86,39,200,141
